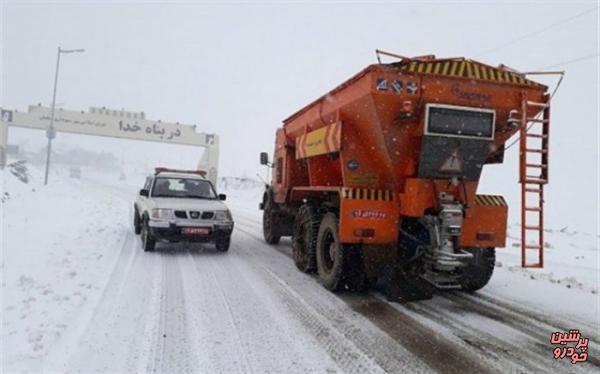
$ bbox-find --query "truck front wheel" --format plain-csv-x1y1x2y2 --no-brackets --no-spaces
316,213,347,291
458,248,496,292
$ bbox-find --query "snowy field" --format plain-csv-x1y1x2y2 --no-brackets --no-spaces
1,162,598,373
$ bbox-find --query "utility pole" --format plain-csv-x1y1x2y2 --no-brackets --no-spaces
44,47,84,185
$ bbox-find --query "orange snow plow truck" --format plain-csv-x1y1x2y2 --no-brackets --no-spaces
259,52,552,301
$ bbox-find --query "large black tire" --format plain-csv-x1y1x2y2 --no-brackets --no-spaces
262,196,281,244
292,204,321,273
216,236,231,252
141,218,156,252
459,248,496,292
316,213,348,291
133,207,142,235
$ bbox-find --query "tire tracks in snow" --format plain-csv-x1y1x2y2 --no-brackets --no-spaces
233,214,594,373
183,245,361,373
147,250,197,373
46,231,137,370
179,249,254,373
233,223,435,373
202,254,254,373
396,294,597,373
252,262,388,374
453,291,600,343
439,293,600,369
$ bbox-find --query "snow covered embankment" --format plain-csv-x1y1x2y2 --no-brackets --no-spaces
1,162,130,371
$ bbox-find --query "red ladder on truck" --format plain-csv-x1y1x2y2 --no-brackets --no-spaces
519,95,550,268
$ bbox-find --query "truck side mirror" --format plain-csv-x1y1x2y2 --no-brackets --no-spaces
218,193,227,201
139,189,149,197
260,152,269,165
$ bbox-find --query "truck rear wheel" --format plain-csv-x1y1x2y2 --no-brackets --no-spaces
459,248,495,292
292,204,321,273
263,198,281,244
316,213,347,291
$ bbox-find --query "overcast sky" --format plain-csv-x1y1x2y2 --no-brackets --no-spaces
1,0,598,232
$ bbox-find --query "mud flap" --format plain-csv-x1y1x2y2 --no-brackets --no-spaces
382,265,434,302
342,245,370,292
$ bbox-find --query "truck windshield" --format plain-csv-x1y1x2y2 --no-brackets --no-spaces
151,177,217,199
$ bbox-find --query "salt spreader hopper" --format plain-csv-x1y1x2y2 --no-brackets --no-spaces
259,51,557,300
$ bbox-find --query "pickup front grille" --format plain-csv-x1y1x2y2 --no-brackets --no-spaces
172,210,215,219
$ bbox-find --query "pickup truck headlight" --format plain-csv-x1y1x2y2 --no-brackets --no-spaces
215,210,232,221
151,208,173,219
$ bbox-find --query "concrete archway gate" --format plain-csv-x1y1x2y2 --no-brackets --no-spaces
0,105,219,185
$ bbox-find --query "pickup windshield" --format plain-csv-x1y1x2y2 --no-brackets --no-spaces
151,177,217,199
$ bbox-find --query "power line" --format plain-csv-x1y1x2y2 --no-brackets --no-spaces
535,53,599,70
504,72,566,152
498,52,598,152
475,6,598,58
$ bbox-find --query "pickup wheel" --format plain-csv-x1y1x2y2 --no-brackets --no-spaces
141,218,156,252
133,207,142,235
216,236,231,252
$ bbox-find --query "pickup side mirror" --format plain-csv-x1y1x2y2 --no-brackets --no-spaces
218,193,227,201
139,189,149,197
260,152,269,165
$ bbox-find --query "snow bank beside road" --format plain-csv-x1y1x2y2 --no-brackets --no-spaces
502,224,598,294
1,163,130,371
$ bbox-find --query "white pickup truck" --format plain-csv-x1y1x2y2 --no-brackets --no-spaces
133,168,234,252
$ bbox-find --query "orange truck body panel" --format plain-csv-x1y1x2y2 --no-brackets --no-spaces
271,57,547,247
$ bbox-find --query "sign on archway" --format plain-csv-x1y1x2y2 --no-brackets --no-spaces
0,105,219,184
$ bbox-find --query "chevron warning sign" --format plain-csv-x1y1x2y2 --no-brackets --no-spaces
296,122,341,159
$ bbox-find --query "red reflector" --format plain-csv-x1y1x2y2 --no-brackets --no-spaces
476,232,495,241
354,229,375,238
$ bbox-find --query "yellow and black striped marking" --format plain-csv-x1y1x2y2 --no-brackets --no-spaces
475,194,507,206
342,187,394,201
398,59,544,88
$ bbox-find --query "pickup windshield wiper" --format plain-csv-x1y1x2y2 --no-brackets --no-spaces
151,194,215,199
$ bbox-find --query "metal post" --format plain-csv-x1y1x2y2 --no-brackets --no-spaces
44,47,61,185
43,47,84,185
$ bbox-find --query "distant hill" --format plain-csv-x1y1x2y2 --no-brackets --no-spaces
219,176,264,191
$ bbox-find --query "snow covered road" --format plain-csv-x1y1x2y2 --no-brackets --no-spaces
2,166,598,373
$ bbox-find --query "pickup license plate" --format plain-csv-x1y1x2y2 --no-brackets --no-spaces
182,227,210,235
